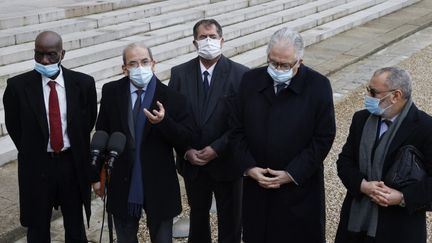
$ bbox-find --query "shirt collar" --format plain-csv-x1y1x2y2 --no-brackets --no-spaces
129,82,145,95
199,60,217,77
42,68,64,88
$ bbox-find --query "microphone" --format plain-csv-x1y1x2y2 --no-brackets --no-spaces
106,132,126,170
90,131,109,166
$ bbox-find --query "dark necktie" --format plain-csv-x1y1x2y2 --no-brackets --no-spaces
380,119,393,138
276,83,286,95
133,89,144,124
48,81,63,153
203,71,210,96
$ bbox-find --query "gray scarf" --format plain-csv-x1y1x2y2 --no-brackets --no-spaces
347,98,412,237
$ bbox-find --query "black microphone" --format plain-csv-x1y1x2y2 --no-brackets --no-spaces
106,132,126,170
90,131,109,166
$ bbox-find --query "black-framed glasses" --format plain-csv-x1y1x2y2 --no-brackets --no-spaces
366,86,396,97
267,58,298,71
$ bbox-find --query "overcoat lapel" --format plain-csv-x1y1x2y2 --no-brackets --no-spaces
186,58,202,125
115,77,135,145
24,70,49,141
63,68,79,125
203,56,230,124
384,105,419,167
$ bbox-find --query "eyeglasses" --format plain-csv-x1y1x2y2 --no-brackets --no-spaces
267,58,298,71
126,59,153,68
366,86,396,97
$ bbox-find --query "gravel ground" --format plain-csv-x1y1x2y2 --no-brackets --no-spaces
137,44,432,243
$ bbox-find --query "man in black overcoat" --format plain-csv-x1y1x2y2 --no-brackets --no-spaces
93,43,192,243
335,67,432,243
3,31,97,242
231,27,336,243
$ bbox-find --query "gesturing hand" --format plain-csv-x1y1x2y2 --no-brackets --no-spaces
144,101,165,124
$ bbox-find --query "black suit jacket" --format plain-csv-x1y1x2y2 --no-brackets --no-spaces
3,67,97,227
169,55,249,181
95,76,192,224
231,65,336,242
336,105,432,243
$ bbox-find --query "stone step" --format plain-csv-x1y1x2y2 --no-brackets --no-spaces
72,0,390,82
0,0,212,48
0,0,159,30
0,0,296,67
230,0,421,68
0,0,371,84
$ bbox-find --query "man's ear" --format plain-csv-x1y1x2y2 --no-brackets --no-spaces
60,50,66,61
193,40,198,50
122,65,128,76
151,61,156,73
392,90,403,103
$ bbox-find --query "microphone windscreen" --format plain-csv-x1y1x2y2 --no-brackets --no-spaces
107,132,126,154
90,130,109,151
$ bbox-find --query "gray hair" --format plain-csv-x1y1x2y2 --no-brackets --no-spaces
122,43,154,64
373,67,412,99
266,27,304,59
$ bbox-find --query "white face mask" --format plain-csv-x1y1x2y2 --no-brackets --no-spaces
196,37,222,60
128,66,153,88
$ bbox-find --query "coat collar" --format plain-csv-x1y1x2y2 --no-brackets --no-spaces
256,64,307,104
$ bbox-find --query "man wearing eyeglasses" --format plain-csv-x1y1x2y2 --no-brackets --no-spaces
169,19,248,243
230,27,336,243
93,43,193,243
335,67,432,243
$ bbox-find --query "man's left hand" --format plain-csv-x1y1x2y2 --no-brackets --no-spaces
144,101,165,124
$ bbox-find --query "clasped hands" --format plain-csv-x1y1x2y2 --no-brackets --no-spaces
360,179,404,207
185,147,218,166
246,167,292,189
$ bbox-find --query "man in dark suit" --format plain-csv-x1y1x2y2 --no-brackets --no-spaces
3,31,97,243
335,67,432,243
231,27,336,243
169,19,248,243
93,43,192,243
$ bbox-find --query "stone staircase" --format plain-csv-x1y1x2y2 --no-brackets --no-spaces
0,0,421,165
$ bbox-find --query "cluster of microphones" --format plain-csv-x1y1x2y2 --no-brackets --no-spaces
90,131,126,173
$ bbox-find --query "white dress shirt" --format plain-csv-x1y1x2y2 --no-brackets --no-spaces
199,60,217,86
42,69,70,152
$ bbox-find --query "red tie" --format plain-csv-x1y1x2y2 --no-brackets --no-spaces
48,81,64,153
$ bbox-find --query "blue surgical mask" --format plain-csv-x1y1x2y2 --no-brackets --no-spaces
128,66,153,88
364,93,393,115
267,65,293,83
34,62,60,78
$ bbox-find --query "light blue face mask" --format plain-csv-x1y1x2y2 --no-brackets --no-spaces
267,65,293,83
34,62,60,78
364,93,393,116
128,66,153,88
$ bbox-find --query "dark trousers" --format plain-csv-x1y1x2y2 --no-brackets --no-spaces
114,214,173,243
26,151,87,243
184,171,242,243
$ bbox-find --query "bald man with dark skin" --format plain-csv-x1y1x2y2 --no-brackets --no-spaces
3,31,97,242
